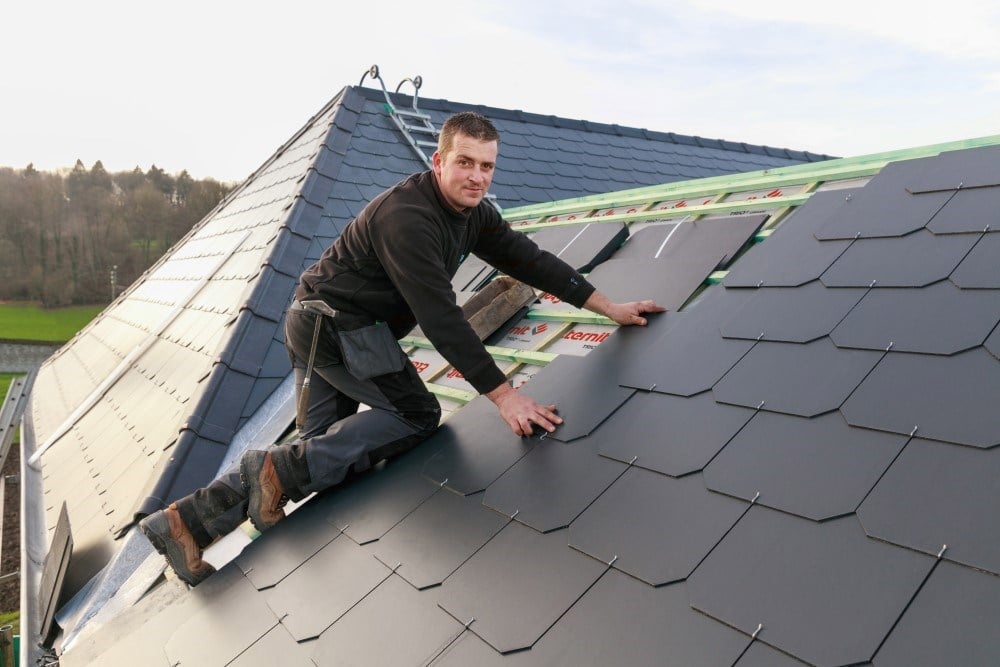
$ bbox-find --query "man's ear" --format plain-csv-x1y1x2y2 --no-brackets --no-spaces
431,150,442,174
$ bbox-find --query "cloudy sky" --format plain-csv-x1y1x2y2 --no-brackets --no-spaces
4,0,999,182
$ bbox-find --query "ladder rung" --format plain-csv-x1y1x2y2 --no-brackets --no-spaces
402,123,437,135
394,109,432,120
416,140,438,149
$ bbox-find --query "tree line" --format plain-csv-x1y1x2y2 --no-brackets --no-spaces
0,161,233,306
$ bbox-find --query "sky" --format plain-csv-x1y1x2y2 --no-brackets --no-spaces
4,0,999,183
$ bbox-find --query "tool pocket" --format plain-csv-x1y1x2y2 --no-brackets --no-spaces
337,321,405,381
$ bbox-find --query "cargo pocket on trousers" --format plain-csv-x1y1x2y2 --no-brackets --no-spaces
337,321,406,381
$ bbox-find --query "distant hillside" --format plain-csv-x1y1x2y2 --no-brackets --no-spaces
0,161,234,305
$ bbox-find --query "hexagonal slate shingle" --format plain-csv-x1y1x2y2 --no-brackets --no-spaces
712,338,883,418
723,189,858,288
873,560,1000,666
859,438,1000,575
830,280,1000,354
721,282,867,343
927,185,1000,234
950,231,1000,288
437,522,606,653
483,438,626,533
568,467,748,585
841,348,1000,448
596,390,755,477
688,509,934,667
821,229,981,288
815,160,954,239
704,411,907,520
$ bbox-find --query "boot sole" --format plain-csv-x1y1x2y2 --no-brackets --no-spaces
140,511,215,586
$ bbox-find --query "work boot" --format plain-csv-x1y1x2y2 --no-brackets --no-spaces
241,450,289,531
139,504,216,586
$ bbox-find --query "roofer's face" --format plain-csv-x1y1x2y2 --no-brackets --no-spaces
433,133,498,211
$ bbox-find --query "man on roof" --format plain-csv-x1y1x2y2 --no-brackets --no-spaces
140,111,665,585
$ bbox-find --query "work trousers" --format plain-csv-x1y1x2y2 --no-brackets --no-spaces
175,301,441,548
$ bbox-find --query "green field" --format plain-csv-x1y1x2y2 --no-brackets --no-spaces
0,610,18,635
0,374,19,402
0,303,103,342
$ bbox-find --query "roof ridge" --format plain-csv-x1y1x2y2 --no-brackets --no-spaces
350,85,835,163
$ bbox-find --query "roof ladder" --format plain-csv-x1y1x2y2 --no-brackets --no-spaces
360,65,501,212
361,65,439,169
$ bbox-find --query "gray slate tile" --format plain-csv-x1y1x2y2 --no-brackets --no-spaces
713,338,883,417
815,160,953,239
325,445,441,544
569,467,748,585
613,224,679,259
373,489,507,589
821,229,980,287
830,281,1000,354
597,390,755,476
517,575,750,667
705,411,907,520
584,255,723,312
721,282,867,343
859,438,1000,574
235,491,342,589
618,309,756,396
987,324,1000,360
518,354,635,442
430,632,510,666
165,565,281,667
528,221,628,273
927,185,1000,234
950,231,1000,288
873,561,1000,667
645,214,767,268
841,348,1000,448
228,625,314,667
437,522,606,653
483,438,626,533
262,536,391,640
734,642,811,666
311,575,464,666
422,395,537,495
723,189,858,287
905,144,1000,193
688,509,934,667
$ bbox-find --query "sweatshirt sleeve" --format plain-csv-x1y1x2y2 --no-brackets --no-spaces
472,208,596,308
368,204,507,394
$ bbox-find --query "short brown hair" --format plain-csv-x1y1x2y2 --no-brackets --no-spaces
437,112,500,158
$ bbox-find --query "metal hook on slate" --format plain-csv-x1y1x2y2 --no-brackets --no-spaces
751,491,761,504
937,544,948,559
608,554,619,567
886,341,894,352
910,426,919,437
752,623,763,639
439,478,449,487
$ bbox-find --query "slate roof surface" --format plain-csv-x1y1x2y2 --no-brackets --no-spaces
54,141,1000,666
25,82,829,600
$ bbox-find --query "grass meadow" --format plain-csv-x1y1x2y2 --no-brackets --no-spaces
0,302,103,342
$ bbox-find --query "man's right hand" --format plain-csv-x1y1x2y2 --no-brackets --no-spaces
486,382,562,437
